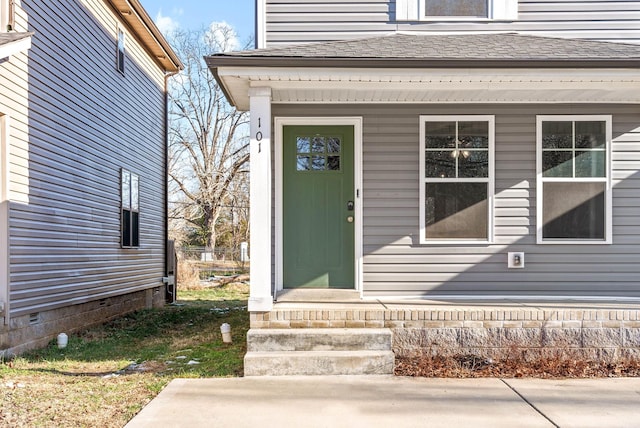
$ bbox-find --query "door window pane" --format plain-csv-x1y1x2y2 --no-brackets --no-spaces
296,135,341,172
311,136,325,152
327,138,341,153
296,137,310,153
297,156,310,171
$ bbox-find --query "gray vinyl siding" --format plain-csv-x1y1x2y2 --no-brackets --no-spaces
263,0,640,45
273,103,640,298
6,0,166,316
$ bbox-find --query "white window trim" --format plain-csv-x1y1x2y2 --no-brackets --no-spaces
396,0,518,21
419,115,495,245
0,113,9,325
535,115,613,245
274,117,363,297
0,0,12,32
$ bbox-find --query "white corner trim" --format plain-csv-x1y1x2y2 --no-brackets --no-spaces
248,296,273,312
492,0,519,20
256,0,267,48
274,117,363,297
0,113,9,324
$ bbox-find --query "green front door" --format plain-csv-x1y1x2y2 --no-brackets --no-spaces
283,125,355,288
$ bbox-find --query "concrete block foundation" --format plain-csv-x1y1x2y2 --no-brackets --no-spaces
1,287,164,357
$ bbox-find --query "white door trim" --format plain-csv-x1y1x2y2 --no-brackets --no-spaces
274,117,363,296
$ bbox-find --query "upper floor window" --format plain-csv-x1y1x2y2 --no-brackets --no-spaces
397,0,517,20
425,0,487,18
1,0,14,31
420,115,495,243
117,28,125,74
536,115,612,244
121,169,139,248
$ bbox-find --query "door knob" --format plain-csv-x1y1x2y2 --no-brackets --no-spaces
347,216,354,223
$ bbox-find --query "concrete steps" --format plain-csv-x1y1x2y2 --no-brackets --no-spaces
244,328,395,376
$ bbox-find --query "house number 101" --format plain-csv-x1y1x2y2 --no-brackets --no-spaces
256,117,263,142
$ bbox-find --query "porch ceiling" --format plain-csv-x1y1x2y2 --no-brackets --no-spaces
215,67,640,110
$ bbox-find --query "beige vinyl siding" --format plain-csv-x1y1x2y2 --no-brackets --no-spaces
2,0,166,317
272,104,640,298
264,0,640,45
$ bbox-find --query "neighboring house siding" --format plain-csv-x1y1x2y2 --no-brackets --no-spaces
263,0,640,45
272,103,640,298
6,0,166,317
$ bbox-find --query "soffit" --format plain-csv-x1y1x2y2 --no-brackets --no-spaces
216,67,640,110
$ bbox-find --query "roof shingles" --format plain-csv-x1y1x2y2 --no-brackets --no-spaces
210,33,640,62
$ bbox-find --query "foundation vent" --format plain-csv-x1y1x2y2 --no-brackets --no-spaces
29,313,39,325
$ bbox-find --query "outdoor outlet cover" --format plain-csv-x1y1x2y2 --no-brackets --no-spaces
508,252,525,269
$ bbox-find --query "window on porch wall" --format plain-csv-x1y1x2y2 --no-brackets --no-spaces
536,116,612,244
420,116,495,243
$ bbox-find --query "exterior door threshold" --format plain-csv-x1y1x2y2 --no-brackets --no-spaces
276,289,361,303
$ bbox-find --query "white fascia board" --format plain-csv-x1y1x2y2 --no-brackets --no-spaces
216,66,640,81
0,35,31,60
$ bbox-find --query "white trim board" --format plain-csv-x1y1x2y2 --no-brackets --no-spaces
274,117,364,298
0,113,9,324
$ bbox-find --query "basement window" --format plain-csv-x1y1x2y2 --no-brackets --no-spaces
121,169,139,248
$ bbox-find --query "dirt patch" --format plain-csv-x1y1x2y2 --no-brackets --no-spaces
395,353,640,378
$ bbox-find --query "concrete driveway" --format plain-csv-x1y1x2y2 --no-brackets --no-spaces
125,376,640,427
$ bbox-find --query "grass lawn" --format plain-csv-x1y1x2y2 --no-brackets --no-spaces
0,283,249,428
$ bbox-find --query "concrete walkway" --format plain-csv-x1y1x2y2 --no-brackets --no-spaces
125,376,640,428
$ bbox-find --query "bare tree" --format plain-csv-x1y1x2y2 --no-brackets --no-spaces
167,23,250,250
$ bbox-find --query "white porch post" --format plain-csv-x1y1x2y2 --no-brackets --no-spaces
248,87,273,312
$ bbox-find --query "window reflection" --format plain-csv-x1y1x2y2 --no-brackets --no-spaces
296,135,341,172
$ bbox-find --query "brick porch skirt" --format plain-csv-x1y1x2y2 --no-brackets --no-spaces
250,302,640,360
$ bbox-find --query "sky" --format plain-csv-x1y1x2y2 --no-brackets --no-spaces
139,0,255,43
